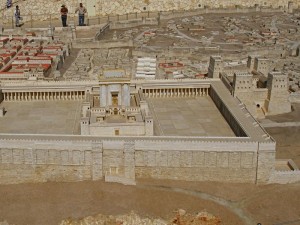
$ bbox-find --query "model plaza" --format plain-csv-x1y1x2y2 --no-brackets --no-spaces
0,1,299,186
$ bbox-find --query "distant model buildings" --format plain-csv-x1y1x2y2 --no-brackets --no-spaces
0,36,68,80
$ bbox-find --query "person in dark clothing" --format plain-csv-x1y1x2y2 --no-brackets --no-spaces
14,5,21,27
60,4,68,27
7,0,12,8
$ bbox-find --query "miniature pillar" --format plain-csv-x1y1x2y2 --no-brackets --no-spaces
92,142,103,181
124,141,136,182
100,85,107,107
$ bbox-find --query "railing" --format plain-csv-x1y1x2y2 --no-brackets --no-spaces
0,5,288,29
1,11,159,29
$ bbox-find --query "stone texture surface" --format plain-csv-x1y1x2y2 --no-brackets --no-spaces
1,0,299,24
0,101,82,134
147,97,235,136
0,138,261,184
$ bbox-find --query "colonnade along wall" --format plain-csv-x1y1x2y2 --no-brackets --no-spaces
2,91,85,101
0,135,273,184
142,86,209,98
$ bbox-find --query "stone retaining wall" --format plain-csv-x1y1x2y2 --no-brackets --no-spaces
1,0,299,24
268,170,300,184
0,135,267,184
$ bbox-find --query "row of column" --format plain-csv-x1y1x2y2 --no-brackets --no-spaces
3,91,85,101
143,88,209,98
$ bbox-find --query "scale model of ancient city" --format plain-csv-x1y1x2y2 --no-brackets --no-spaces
0,0,300,224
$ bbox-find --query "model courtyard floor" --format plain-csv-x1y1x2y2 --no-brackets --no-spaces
147,96,235,137
0,101,82,134
0,96,235,137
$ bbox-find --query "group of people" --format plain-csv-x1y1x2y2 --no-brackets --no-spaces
9,3,87,28
61,3,87,27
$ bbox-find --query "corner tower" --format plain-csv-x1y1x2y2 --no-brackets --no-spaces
233,71,253,97
208,56,223,78
254,57,270,76
264,71,291,115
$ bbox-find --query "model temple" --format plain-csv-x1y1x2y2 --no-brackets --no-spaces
0,0,299,188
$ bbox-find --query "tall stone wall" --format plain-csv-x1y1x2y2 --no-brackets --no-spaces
0,147,95,184
0,136,104,184
210,84,247,137
256,142,276,183
134,139,258,183
1,0,299,22
0,135,265,184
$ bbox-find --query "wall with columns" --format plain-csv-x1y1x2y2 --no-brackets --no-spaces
2,90,85,101
142,86,210,98
1,80,97,101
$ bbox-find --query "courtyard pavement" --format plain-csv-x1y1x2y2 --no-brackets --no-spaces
0,101,82,135
0,97,235,137
147,96,235,137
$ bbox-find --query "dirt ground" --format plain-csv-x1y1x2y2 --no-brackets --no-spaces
0,179,299,225
264,103,300,167
265,126,300,166
266,104,300,123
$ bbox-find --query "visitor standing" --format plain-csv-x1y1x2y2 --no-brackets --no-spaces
75,3,87,26
6,0,12,8
60,4,68,27
14,5,21,27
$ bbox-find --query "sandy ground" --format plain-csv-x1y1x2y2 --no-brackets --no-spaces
266,104,300,123
266,126,300,166
263,104,300,167
0,179,299,225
